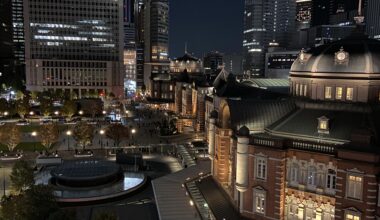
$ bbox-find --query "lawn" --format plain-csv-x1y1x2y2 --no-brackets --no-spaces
19,124,70,133
0,142,45,152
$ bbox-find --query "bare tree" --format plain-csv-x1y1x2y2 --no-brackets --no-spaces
105,124,129,147
39,123,59,151
0,124,21,151
73,122,95,150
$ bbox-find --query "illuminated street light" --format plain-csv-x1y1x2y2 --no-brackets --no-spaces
79,110,83,115
99,129,105,149
54,111,59,115
66,130,72,151
4,112,8,116
31,131,37,137
31,131,37,151
131,128,136,134
102,110,107,115
29,111,34,116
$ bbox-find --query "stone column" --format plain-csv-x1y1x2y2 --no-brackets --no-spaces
235,126,250,213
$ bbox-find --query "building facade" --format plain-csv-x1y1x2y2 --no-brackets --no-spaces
143,0,170,94
24,0,125,98
208,35,380,220
243,0,296,77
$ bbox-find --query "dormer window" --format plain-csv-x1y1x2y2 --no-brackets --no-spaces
318,116,329,134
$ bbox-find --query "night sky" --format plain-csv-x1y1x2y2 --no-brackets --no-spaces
169,0,244,59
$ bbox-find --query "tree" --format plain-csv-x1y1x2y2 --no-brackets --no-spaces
40,98,53,116
0,124,21,152
0,194,24,220
40,123,59,151
10,160,34,192
0,98,8,114
105,124,129,147
21,185,58,220
73,122,95,150
94,212,118,220
15,99,29,118
62,100,77,118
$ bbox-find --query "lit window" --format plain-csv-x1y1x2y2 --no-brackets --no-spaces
253,188,266,214
290,163,299,183
326,169,336,190
307,166,317,186
318,116,329,133
255,157,267,180
325,86,332,99
336,87,343,99
347,174,363,200
346,88,354,100
345,210,361,220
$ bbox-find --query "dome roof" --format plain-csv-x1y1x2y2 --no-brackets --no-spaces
290,37,380,75
238,126,250,137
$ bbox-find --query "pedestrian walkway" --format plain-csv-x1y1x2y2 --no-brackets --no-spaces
152,160,210,220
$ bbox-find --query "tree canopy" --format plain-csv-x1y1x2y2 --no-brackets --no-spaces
105,124,129,147
40,123,59,151
73,122,95,149
10,160,34,192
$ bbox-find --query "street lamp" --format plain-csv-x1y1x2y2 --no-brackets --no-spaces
54,111,59,116
66,130,72,151
29,111,34,116
99,129,105,149
102,110,107,115
31,131,37,151
78,110,83,115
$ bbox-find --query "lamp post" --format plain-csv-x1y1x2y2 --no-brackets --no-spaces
79,110,83,116
66,130,72,151
31,131,37,151
131,128,136,142
99,129,105,149
54,111,59,116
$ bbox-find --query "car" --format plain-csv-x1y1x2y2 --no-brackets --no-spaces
16,119,29,126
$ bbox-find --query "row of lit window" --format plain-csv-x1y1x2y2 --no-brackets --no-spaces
325,86,354,101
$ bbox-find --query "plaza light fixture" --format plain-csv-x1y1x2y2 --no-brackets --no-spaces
54,111,59,115
29,111,34,116
99,129,105,135
79,110,84,115
102,110,107,115
31,131,37,137
66,130,72,136
66,130,72,151
131,128,136,134
4,111,8,116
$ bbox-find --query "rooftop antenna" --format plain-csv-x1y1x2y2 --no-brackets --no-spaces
354,0,364,24
185,42,188,54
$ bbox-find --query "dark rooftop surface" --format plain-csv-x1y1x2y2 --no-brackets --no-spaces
196,176,244,220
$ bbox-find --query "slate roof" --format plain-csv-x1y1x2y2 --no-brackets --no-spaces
227,99,296,132
173,53,200,62
266,102,380,145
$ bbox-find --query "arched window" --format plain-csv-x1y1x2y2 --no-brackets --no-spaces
290,163,299,183
307,166,317,186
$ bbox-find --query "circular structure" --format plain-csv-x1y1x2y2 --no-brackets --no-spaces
290,34,380,103
291,37,380,74
36,159,146,203
51,160,123,187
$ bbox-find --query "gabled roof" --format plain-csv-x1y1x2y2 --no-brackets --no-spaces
173,53,200,62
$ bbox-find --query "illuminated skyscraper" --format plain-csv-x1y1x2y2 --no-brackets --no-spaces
24,0,125,98
243,0,296,77
11,0,24,64
143,0,170,93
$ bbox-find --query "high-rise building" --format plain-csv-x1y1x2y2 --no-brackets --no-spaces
11,0,25,64
223,53,243,75
296,0,312,31
0,0,14,87
143,0,170,93
243,0,296,77
135,0,145,90
24,0,125,98
204,51,223,78
366,0,380,39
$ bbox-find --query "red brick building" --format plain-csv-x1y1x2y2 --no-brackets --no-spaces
208,36,380,220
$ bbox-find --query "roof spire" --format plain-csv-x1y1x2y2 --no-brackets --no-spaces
185,42,188,54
